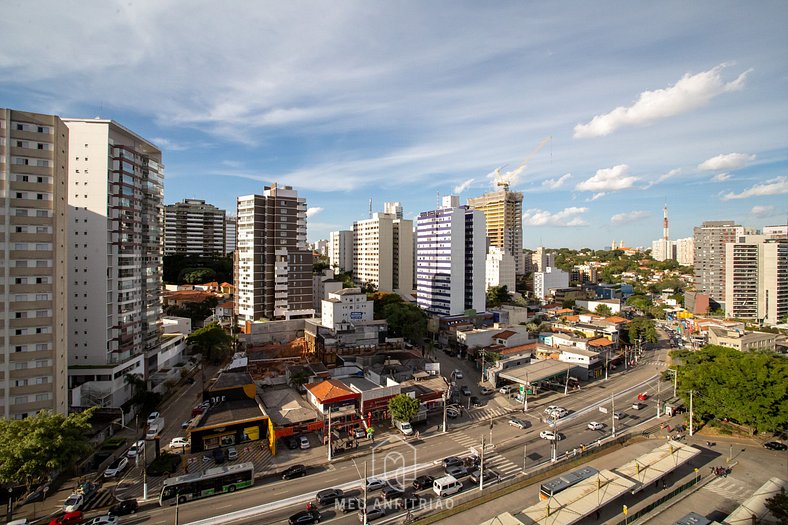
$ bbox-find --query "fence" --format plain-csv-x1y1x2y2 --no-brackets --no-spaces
613,474,704,525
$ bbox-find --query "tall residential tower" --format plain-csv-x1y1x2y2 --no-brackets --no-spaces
693,220,746,308
352,203,413,293
164,198,227,256
468,190,524,274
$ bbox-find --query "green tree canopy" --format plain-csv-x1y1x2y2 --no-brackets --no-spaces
164,295,220,324
187,323,234,364
164,254,232,284
486,286,511,308
672,345,788,433
626,294,652,312
628,316,659,349
0,409,95,489
595,304,613,317
383,301,427,344
388,394,421,422
765,486,788,523
180,267,217,284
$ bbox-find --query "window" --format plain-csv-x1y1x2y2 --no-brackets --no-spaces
36,343,48,351
14,363,27,370
15,346,24,352
14,396,28,405
16,192,23,199
15,209,28,216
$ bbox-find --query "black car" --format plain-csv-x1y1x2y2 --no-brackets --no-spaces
470,396,483,407
21,484,49,505
764,441,788,451
108,499,139,516
285,436,300,450
282,464,307,480
338,497,362,513
382,483,405,500
412,475,435,490
212,447,225,464
469,469,499,485
442,456,463,469
288,509,321,524
461,385,471,396
315,488,344,506
399,496,427,510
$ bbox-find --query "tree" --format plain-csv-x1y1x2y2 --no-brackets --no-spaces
122,374,162,416
388,394,420,422
765,486,788,523
0,409,95,490
595,304,613,317
288,369,310,390
187,323,233,364
164,255,233,285
164,296,219,324
525,323,539,337
382,300,427,344
180,267,217,284
626,294,652,313
486,286,511,308
628,316,658,351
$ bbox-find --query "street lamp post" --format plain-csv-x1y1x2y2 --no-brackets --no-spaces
442,393,447,433
327,405,333,462
611,393,616,439
522,444,527,472
143,436,148,500
689,390,694,437
480,435,485,492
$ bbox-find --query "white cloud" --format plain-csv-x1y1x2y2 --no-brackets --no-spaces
610,210,650,225
574,64,750,138
644,168,683,189
542,173,571,190
590,192,606,201
751,205,775,218
576,165,637,194
697,152,756,171
453,178,474,194
720,177,788,201
306,207,323,217
711,172,731,182
150,137,189,151
523,207,589,227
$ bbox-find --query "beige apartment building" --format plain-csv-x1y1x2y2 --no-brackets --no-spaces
352,203,413,293
468,189,524,274
0,108,69,418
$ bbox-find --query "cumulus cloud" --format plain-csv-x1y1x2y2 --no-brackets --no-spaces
576,165,637,195
306,207,323,217
610,210,650,225
711,172,731,182
453,178,474,194
697,152,756,171
720,177,788,201
751,205,775,218
542,173,572,190
574,64,750,138
523,207,589,227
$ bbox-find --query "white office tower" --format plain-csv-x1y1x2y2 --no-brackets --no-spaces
651,239,676,262
675,237,694,266
533,267,569,302
352,206,413,293
313,239,329,257
63,118,165,408
725,235,788,326
225,216,237,255
329,230,353,273
383,201,403,219
531,246,555,272
485,246,516,292
1,108,69,418
416,195,486,316
164,199,226,255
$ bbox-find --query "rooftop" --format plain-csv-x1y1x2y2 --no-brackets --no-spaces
261,387,319,426
305,378,358,402
494,330,517,340
195,398,267,429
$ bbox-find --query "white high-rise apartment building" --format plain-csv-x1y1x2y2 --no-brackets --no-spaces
352,204,413,293
694,220,747,307
235,184,314,322
651,239,676,262
416,196,486,316
164,199,226,256
1,109,69,418
533,267,569,302
225,216,237,255
725,235,788,326
329,230,353,273
531,246,555,272
675,237,694,266
485,246,515,292
63,118,167,408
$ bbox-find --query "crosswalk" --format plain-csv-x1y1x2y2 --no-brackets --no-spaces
703,476,752,501
466,405,515,422
449,431,522,480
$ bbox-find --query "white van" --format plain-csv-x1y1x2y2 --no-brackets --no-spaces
433,474,462,497
394,420,413,436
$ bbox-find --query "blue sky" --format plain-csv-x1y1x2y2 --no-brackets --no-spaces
2,1,787,249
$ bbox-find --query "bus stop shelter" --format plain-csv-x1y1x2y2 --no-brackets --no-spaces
517,469,636,525
612,440,701,494
498,360,576,389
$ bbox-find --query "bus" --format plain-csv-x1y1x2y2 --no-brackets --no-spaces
539,466,598,501
159,462,254,506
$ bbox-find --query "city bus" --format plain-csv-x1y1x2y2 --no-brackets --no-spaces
539,466,599,500
159,462,254,506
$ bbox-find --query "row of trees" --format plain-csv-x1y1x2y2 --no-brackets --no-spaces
370,293,427,344
163,254,233,285
672,345,788,433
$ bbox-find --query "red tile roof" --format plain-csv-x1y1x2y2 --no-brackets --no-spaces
588,338,614,347
604,316,629,324
554,308,574,314
499,342,537,355
495,330,517,340
305,379,358,403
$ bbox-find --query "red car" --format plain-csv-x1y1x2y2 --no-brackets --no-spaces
50,511,83,525
637,392,649,401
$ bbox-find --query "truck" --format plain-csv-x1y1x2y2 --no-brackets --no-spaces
394,420,414,436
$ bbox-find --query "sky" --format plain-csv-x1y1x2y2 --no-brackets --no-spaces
2,1,787,249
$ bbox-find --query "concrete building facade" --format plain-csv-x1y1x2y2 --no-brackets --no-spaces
675,237,694,266
329,230,353,273
0,108,70,418
352,205,413,293
225,216,236,255
693,220,746,307
485,246,515,292
164,198,226,256
533,267,569,301
236,184,314,323
415,196,486,316
321,287,374,330
468,190,524,274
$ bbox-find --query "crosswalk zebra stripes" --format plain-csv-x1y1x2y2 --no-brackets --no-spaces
449,431,522,479
466,405,516,422
703,476,752,501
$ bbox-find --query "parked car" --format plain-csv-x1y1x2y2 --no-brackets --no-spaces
461,385,471,396
168,437,190,449
22,484,49,505
299,435,311,449
453,369,463,380
479,386,493,395
127,440,145,458
285,436,300,450
587,421,605,431
181,420,192,429
103,456,129,478
50,511,83,525
365,478,386,491
469,469,499,485
282,464,307,480
539,430,562,441
361,507,386,521
499,385,513,394
315,488,344,505
508,418,528,429
108,499,138,516
146,411,160,424
382,483,405,500
447,406,461,419
764,441,788,451
288,509,321,525
83,516,118,525
353,428,367,439
412,475,435,490
63,493,84,513
226,447,238,460
445,465,470,478
212,447,225,464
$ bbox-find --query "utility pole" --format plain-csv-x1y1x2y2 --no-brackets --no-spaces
328,405,332,462
522,444,527,472
489,420,493,446
611,393,616,438
551,420,557,462
442,393,447,433
143,436,148,500
174,490,180,525
657,380,661,417
689,390,694,437
480,435,485,491
673,368,678,398
481,350,485,384
362,462,368,525
605,350,609,381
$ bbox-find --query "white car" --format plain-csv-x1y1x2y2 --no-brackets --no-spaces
299,435,310,449
549,408,568,419
63,493,84,512
540,430,562,441
103,456,129,478
543,405,560,414
127,440,145,458
453,369,463,380
587,421,604,431
84,516,118,525
508,418,528,429
479,386,493,395
147,411,160,424
168,437,190,449
366,478,386,491
499,385,513,394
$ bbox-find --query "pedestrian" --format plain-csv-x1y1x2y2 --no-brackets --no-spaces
595,510,600,520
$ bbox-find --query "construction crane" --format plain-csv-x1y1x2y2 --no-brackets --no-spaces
493,135,552,192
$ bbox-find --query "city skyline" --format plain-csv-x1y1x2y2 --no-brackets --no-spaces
2,2,786,248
